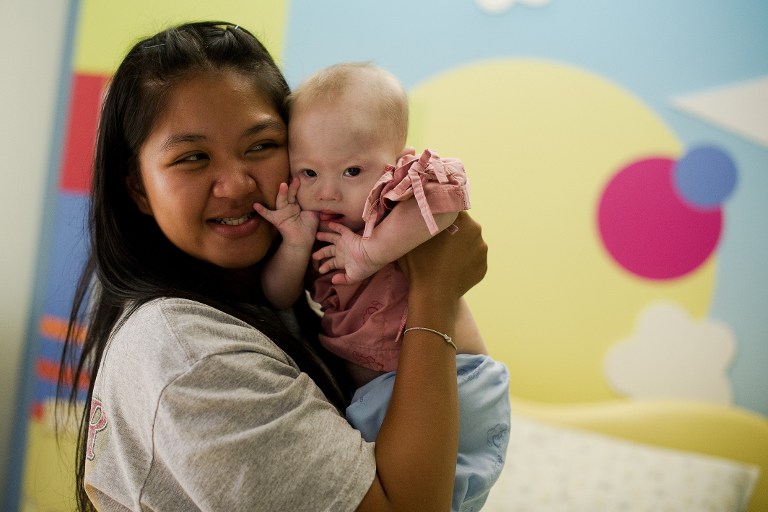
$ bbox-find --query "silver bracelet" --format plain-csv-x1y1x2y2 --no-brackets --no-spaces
403,327,457,351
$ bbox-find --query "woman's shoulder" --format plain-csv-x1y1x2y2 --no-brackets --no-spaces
115,297,294,368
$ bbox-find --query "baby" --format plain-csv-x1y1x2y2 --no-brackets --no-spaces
256,62,510,512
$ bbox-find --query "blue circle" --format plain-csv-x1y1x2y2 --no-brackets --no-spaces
673,145,738,208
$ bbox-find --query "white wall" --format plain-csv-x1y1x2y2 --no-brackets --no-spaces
0,0,70,489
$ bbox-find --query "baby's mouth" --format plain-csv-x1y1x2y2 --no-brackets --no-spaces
318,212,344,222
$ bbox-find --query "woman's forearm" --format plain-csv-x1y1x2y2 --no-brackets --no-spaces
355,212,486,512
356,289,460,511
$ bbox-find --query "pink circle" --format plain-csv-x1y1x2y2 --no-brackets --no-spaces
597,157,722,280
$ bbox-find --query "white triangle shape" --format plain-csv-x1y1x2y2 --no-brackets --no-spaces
672,76,768,148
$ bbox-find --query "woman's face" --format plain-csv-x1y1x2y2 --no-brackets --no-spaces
133,69,288,269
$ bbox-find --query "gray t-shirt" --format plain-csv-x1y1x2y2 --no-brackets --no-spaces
85,298,376,511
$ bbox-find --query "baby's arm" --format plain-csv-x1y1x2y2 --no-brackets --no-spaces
314,198,458,285
254,178,318,310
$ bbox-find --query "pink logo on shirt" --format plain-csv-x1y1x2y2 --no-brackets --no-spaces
86,398,108,460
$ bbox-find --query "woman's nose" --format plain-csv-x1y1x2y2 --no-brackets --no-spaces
212,165,257,198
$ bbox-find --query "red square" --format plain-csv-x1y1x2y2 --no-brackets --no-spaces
59,73,110,194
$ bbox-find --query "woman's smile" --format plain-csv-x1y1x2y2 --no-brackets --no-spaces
208,211,264,240
210,211,258,226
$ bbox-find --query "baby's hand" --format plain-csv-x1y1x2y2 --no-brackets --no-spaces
313,222,385,285
254,178,318,249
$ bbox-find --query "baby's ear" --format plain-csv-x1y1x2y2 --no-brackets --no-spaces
126,174,153,215
398,146,416,159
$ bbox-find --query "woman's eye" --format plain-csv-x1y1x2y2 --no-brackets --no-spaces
176,152,208,164
344,167,361,177
248,142,276,153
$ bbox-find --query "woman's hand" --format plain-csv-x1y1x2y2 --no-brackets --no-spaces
399,211,488,303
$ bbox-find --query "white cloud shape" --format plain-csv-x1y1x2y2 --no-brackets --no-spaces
672,76,768,148
604,302,735,405
475,0,551,15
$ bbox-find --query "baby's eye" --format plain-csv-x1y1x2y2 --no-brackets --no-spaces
343,167,361,177
301,169,317,178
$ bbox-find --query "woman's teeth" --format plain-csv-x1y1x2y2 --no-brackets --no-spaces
213,212,255,225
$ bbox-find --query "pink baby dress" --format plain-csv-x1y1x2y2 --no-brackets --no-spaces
312,149,471,372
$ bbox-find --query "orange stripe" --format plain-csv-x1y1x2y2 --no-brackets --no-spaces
39,314,86,344
36,358,90,390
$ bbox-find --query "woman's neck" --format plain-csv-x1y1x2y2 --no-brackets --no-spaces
219,265,264,303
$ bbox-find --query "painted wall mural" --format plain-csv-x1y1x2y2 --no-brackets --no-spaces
7,0,767,509
288,0,766,413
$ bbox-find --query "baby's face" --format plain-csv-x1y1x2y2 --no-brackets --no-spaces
289,101,398,232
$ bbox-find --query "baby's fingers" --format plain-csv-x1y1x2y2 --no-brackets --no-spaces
317,259,339,275
274,182,291,209
312,244,334,262
287,177,300,204
315,230,342,245
330,272,353,286
320,221,352,236
253,203,277,226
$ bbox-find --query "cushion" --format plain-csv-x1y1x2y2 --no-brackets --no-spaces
483,415,760,511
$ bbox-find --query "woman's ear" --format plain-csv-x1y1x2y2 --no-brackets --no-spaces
126,174,152,215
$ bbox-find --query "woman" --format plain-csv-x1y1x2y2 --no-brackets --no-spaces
58,21,488,511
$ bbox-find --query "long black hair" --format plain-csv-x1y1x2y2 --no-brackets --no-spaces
57,21,348,512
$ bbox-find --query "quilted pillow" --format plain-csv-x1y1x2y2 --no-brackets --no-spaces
484,416,759,512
